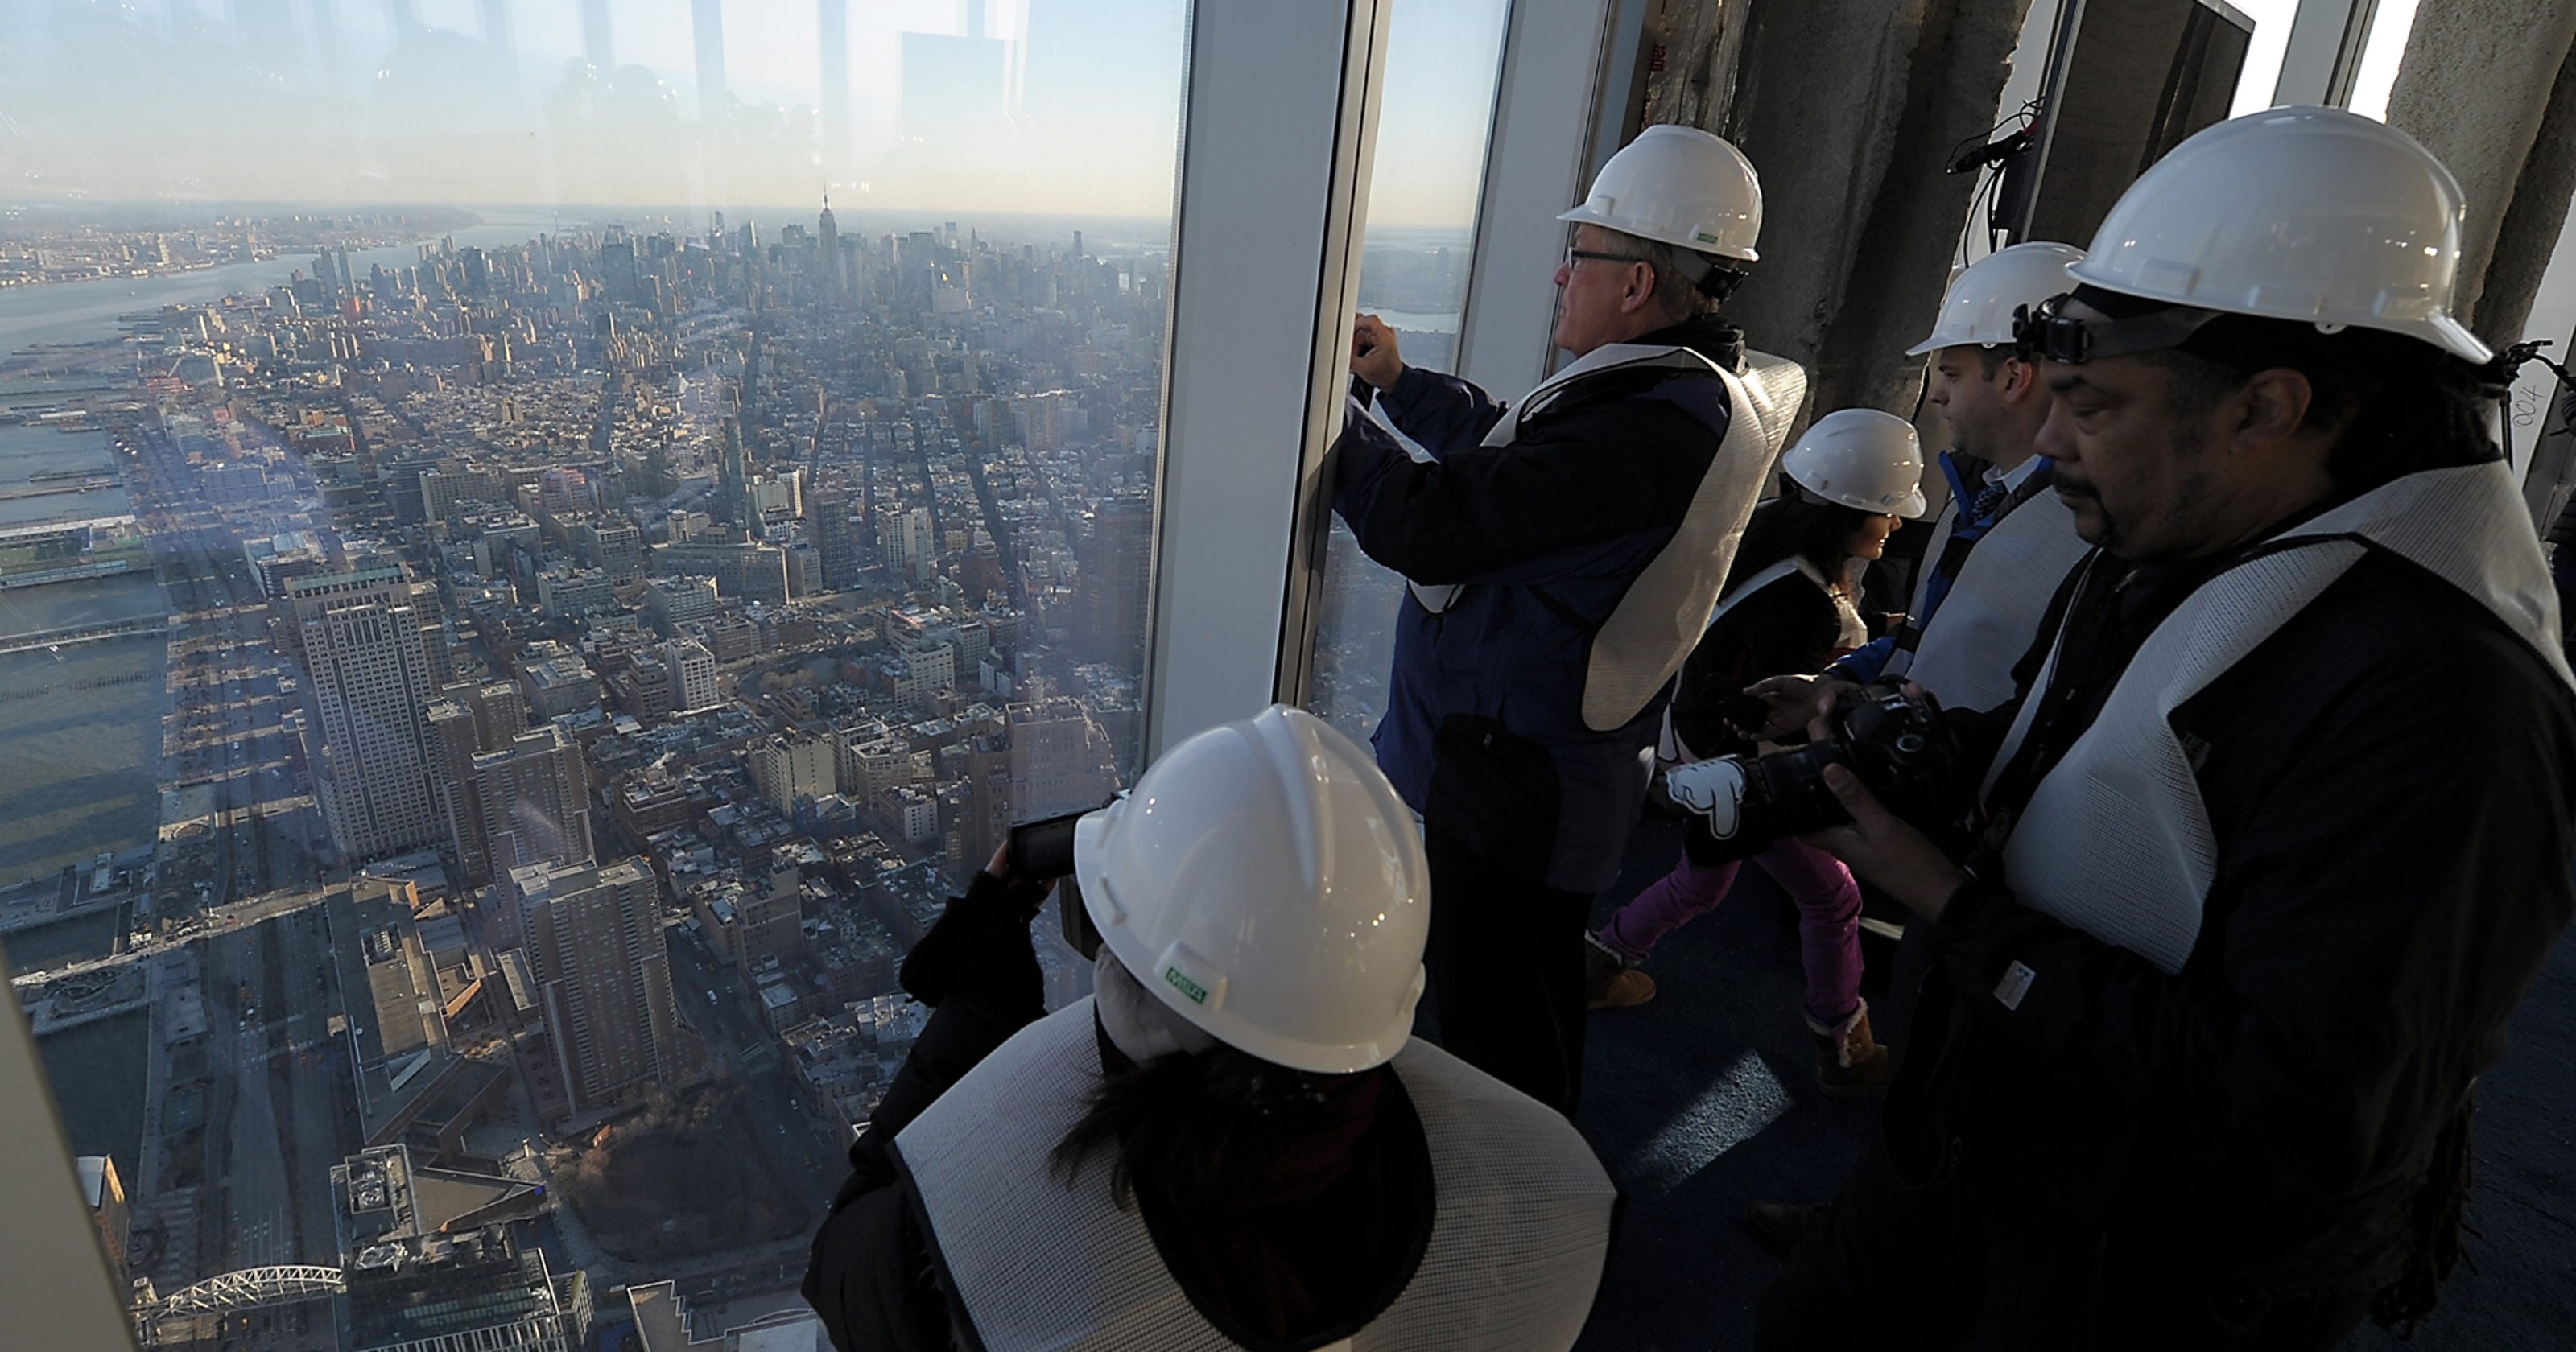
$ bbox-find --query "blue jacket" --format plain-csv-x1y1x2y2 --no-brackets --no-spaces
1831,451,2052,683
1330,317,1743,892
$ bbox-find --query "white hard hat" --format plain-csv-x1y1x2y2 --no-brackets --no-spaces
1781,409,1929,517
1907,241,2085,357
2066,105,2491,363
1072,704,1430,1075
1558,123,1762,262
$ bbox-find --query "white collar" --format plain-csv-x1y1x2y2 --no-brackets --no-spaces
1989,455,2046,491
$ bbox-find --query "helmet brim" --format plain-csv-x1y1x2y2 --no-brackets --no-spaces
2062,263,2496,365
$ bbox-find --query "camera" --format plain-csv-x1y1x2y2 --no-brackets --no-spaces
1667,683,1971,858
1007,806,1106,961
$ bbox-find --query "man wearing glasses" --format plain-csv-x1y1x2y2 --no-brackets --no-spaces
1331,124,1806,1115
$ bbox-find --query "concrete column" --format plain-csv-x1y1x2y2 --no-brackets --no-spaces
2483,48,2576,354
1650,0,2032,418
2385,0,2576,340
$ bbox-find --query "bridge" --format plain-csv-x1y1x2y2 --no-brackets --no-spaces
0,612,168,656
132,1266,345,1344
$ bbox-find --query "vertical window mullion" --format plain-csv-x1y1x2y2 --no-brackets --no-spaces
1144,0,1397,756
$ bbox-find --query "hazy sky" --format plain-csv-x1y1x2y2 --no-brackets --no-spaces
0,0,1507,227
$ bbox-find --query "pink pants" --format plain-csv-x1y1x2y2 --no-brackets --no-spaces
1594,837,1864,1029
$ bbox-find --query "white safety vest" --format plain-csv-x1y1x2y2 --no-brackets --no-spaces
1982,462,2576,974
894,1000,1619,1352
1406,341,1806,732
1884,483,2091,715
1654,555,1861,764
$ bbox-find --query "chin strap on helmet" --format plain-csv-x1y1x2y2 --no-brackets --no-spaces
1664,247,1748,303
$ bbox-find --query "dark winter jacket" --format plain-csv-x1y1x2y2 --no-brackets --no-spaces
1895,538,2576,1305
1331,315,1745,892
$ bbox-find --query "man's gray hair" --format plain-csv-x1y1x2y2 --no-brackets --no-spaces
1623,233,1741,321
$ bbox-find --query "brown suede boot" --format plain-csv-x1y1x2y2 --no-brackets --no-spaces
1810,1000,1893,1098
1583,933,1656,1010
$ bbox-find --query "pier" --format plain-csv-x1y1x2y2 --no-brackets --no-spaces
0,613,169,655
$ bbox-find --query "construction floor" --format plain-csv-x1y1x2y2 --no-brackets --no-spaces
1558,817,2576,1351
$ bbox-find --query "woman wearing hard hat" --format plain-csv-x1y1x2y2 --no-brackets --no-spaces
1586,410,1929,1098
803,705,1616,1352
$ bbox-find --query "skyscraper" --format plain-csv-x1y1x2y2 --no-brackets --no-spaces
431,699,592,890
517,858,680,1114
1080,488,1153,670
817,195,841,304
281,567,444,860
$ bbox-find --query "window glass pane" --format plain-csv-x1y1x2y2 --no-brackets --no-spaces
1309,0,1513,747
0,0,1183,1338
2344,0,2422,121
2226,0,2302,117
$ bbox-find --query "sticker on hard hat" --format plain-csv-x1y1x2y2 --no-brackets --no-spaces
1163,967,1210,1004
1695,230,1720,245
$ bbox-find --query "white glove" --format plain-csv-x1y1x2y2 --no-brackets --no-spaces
1408,580,1463,613
1663,757,1750,839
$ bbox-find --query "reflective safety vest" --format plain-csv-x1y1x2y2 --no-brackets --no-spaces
1983,462,2576,973
894,1000,1620,1352
1406,340,1806,732
1885,481,2090,715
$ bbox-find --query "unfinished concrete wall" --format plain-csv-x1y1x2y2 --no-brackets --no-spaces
1642,0,2035,420
2387,0,2576,345
1640,0,1751,133
1810,0,2039,418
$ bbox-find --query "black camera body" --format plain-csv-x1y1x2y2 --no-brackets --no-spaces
1008,807,1105,961
1731,683,1971,848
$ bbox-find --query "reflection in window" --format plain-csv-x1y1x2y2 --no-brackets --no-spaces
2224,0,2301,117
1310,0,1513,748
0,1,1183,1344
2344,0,2423,122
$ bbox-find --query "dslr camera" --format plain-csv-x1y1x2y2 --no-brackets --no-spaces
1006,806,1108,962
1664,682,1971,858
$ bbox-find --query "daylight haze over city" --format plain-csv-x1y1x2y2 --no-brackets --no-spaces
0,2,1500,1349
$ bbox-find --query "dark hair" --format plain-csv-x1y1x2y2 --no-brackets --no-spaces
2146,315,2504,493
1727,493,1876,596
1051,1041,1369,1210
1971,344,2012,378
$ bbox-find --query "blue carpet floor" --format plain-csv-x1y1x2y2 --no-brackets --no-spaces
1561,818,2576,1350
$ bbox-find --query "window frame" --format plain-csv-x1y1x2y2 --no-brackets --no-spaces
1143,0,1398,752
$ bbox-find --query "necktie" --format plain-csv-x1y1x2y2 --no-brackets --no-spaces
1967,480,2011,527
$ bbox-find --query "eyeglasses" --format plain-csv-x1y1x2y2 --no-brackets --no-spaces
1563,246,1649,271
